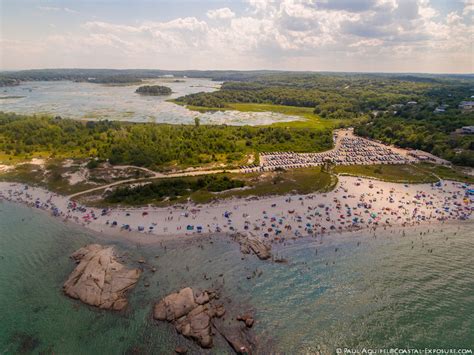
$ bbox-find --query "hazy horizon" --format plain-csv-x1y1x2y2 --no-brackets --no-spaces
1,0,473,74
1,67,473,75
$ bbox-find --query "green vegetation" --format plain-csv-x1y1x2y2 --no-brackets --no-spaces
0,77,19,86
105,175,245,205
175,73,470,120
416,163,474,183
334,164,439,183
0,159,154,195
335,163,474,183
174,72,473,167
354,107,474,166
0,162,96,195
0,112,333,170
209,167,337,200
87,76,142,84
135,85,172,95
180,102,351,129
1,69,472,168
100,167,336,206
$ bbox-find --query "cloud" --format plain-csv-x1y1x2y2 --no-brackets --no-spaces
3,0,473,72
207,7,235,20
462,0,474,15
38,6,78,14
64,7,79,14
38,6,61,11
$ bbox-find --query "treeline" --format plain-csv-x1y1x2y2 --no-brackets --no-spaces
105,175,245,204
0,112,333,169
355,106,474,166
0,69,281,86
135,85,172,95
87,75,142,84
176,73,473,120
0,77,19,87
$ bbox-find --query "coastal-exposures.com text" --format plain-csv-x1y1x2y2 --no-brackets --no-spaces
336,348,473,354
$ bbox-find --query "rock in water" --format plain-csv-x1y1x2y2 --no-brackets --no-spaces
231,233,271,260
154,288,213,348
153,288,254,352
63,244,141,310
154,287,197,321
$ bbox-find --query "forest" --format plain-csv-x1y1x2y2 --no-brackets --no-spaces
0,112,333,169
135,85,172,95
175,73,474,120
355,107,474,166
1,70,473,167
173,72,473,166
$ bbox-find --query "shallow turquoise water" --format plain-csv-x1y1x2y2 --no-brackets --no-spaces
1,201,473,354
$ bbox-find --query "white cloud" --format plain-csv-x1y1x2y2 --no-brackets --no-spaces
38,6,61,11
206,7,235,20
64,7,79,14
3,0,473,72
38,6,78,14
462,0,474,15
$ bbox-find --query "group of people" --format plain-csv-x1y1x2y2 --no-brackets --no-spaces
1,175,471,244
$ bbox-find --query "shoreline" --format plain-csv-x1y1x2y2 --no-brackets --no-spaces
0,175,472,247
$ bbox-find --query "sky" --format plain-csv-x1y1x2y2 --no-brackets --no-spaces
0,0,473,73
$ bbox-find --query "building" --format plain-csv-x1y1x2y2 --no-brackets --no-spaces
459,101,474,111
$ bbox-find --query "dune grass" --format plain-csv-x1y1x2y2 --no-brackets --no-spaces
190,167,337,204
416,163,474,183
83,167,337,207
334,164,439,183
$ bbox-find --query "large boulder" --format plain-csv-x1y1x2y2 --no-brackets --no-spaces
232,233,271,260
153,288,255,352
154,287,197,321
175,304,213,348
153,288,214,348
63,244,141,310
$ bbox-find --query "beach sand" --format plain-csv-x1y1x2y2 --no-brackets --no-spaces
0,176,472,245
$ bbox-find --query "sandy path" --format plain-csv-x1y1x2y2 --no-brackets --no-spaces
68,168,241,199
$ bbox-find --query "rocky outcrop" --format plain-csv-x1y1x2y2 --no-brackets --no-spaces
232,233,271,260
154,287,254,353
63,244,141,311
154,288,216,348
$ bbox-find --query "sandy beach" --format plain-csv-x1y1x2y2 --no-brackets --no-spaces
1,176,472,245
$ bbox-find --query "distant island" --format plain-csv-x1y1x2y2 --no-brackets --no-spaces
135,85,172,95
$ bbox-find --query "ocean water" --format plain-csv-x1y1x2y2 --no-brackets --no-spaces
0,80,301,126
0,201,473,354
